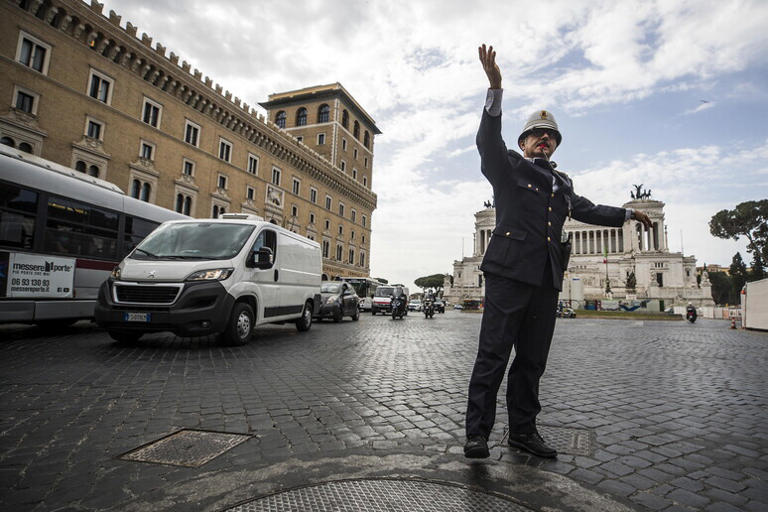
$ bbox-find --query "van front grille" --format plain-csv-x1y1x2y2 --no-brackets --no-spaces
114,283,182,305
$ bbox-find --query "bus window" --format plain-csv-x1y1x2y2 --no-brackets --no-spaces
44,195,119,259
123,216,159,256
0,182,38,249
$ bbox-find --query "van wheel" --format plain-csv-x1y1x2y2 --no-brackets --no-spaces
333,309,343,323
352,308,360,321
109,330,142,344
223,302,254,346
296,300,312,332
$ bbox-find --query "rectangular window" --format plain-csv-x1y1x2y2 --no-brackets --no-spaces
351,210,357,223
310,212,315,224
219,138,232,162
322,240,330,258
338,225,343,235
16,32,50,74
351,230,355,240
354,148,358,159
0,182,38,249
271,166,281,186
349,248,354,264
140,141,154,160
247,154,259,175
362,214,367,227
310,187,318,204
44,195,119,259
342,138,347,151
325,195,332,210
86,120,102,140
184,120,200,146
352,168,358,180
339,203,345,217
88,69,113,104
291,205,298,217
360,252,365,267
363,176,368,187
247,186,255,200
218,175,227,190
15,90,35,113
317,133,326,145
364,157,368,168
340,160,346,172
292,178,300,195
336,244,343,261
324,219,330,230
182,159,195,176
142,97,162,128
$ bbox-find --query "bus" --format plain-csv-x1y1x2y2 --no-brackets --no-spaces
0,146,186,327
345,277,384,311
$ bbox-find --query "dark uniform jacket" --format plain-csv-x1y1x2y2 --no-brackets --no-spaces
477,109,626,290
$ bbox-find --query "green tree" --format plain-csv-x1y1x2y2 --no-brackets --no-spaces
414,273,447,294
707,271,732,305
749,252,765,281
730,252,748,301
710,200,768,275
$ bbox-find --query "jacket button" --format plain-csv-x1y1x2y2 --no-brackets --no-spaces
548,221,552,226
551,193,555,198
547,236,551,242
505,231,510,236
528,184,532,188
548,207,552,212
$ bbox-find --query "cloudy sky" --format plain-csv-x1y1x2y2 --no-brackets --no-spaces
99,0,767,289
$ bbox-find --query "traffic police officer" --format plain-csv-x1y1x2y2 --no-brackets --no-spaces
464,44,653,459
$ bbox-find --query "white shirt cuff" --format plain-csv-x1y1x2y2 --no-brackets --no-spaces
625,208,634,221
484,88,503,117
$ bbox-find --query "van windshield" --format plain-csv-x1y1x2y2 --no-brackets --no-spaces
131,222,255,260
375,286,395,297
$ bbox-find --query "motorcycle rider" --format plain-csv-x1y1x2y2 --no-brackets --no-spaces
391,286,408,318
686,303,697,323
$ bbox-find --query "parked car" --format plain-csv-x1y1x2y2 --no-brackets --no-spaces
95,214,322,345
433,300,445,313
453,304,464,310
408,299,422,311
316,281,360,322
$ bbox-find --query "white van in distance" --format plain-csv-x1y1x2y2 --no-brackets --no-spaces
95,214,321,345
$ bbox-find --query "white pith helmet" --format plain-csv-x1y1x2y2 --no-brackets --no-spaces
518,110,562,147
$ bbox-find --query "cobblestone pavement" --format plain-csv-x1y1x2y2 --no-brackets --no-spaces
0,312,766,511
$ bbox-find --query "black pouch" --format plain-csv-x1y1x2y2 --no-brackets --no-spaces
560,232,572,271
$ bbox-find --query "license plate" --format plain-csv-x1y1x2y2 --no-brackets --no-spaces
124,312,151,322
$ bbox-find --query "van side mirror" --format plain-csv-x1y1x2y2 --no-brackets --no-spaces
248,247,273,269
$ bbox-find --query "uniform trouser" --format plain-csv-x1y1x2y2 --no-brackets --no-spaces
465,266,559,438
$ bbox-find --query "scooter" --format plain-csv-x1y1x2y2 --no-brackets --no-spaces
423,299,435,319
686,307,697,323
391,296,406,320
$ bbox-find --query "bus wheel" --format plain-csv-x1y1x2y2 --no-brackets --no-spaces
108,330,142,344
296,300,313,332
223,302,254,346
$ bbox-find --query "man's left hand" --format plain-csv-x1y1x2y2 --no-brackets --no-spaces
632,210,652,229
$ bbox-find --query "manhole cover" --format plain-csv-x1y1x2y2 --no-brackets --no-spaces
502,425,595,456
121,429,251,467
226,479,532,511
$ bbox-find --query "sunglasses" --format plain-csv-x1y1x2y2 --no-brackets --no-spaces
528,128,558,139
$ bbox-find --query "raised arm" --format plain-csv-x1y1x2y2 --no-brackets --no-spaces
479,44,502,89
476,44,514,185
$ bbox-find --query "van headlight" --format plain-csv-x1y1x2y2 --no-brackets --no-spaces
326,296,339,305
185,268,234,281
110,266,121,280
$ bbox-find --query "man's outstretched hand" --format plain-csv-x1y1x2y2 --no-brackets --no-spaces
632,210,652,229
479,44,501,89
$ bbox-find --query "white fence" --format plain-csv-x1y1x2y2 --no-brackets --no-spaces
743,278,768,330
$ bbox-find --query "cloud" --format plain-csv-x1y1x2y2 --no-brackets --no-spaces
683,101,715,115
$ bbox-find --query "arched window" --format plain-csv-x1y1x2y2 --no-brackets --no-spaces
175,193,184,213
341,110,349,129
0,136,13,147
318,104,330,123
75,160,86,173
88,165,99,177
183,196,192,216
296,107,307,126
363,131,370,149
140,182,151,202
353,121,360,139
131,179,141,199
275,111,286,129
18,142,32,153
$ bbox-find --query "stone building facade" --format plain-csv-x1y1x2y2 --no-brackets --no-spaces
0,0,378,280
443,194,714,308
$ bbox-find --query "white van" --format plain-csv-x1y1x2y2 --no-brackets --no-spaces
95,214,321,345
371,284,409,315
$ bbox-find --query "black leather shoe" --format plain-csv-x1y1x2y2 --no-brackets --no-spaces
507,431,557,458
464,435,490,459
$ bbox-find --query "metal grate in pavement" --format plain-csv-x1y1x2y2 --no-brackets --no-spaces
502,425,595,456
226,479,532,511
120,429,251,467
